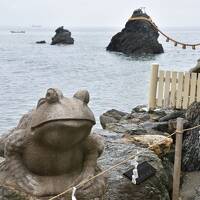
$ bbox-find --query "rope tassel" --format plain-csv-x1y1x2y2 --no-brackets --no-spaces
182,44,186,49
72,187,77,200
131,156,139,185
166,38,170,42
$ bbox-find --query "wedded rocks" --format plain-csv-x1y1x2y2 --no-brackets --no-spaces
106,9,164,55
51,26,74,45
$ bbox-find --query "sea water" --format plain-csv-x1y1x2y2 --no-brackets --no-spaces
0,26,200,133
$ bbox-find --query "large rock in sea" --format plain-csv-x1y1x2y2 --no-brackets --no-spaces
51,26,74,45
106,9,164,54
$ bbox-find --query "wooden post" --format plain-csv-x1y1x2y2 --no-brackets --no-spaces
172,118,184,200
148,63,159,110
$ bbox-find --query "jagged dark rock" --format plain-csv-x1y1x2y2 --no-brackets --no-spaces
51,26,74,45
100,109,128,129
99,102,200,199
189,58,200,73
142,121,169,133
182,102,200,171
106,9,164,55
99,106,171,135
0,186,28,200
159,110,185,122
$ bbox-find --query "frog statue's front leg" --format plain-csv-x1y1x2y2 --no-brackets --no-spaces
0,129,45,196
74,134,106,199
0,129,71,197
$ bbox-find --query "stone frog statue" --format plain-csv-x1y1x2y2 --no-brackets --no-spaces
0,88,106,199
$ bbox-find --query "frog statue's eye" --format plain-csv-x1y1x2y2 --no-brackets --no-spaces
46,88,63,104
37,98,46,108
73,90,90,104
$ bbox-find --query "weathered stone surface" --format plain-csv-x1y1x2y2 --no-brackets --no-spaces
180,171,200,200
97,105,174,199
100,106,174,136
106,9,164,55
98,136,173,200
121,134,173,157
159,110,185,122
130,112,151,122
99,102,200,199
51,26,74,45
0,186,28,200
142,121,169,132
100,109,128,129
182,102,200,171
131,105,148,113
105,122,145,134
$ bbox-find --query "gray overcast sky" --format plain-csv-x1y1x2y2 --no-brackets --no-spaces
0,0,200,27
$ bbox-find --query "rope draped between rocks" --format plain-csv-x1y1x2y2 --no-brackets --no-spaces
128,16,200,50
48,123,200,200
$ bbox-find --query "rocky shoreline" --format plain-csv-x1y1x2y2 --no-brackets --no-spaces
98,103,200,200
1,103,200,199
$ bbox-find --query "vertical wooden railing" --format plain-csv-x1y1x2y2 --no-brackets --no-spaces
148,63,159,110
172,118,183,200
148,64,200,110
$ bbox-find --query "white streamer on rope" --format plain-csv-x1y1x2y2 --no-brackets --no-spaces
72,187,77,200
131,155,139,184
199,131,200,141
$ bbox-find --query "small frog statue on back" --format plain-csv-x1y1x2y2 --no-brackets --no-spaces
0,88,106,199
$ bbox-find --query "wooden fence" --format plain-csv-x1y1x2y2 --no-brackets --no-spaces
148,64,200,110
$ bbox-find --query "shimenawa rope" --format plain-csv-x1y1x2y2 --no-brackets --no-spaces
128,16,200,50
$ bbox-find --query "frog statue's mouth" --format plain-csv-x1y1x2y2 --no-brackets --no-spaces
31,119,94,150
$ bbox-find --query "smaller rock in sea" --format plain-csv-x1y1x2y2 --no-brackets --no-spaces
36,40,46,44
51,26,74,45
